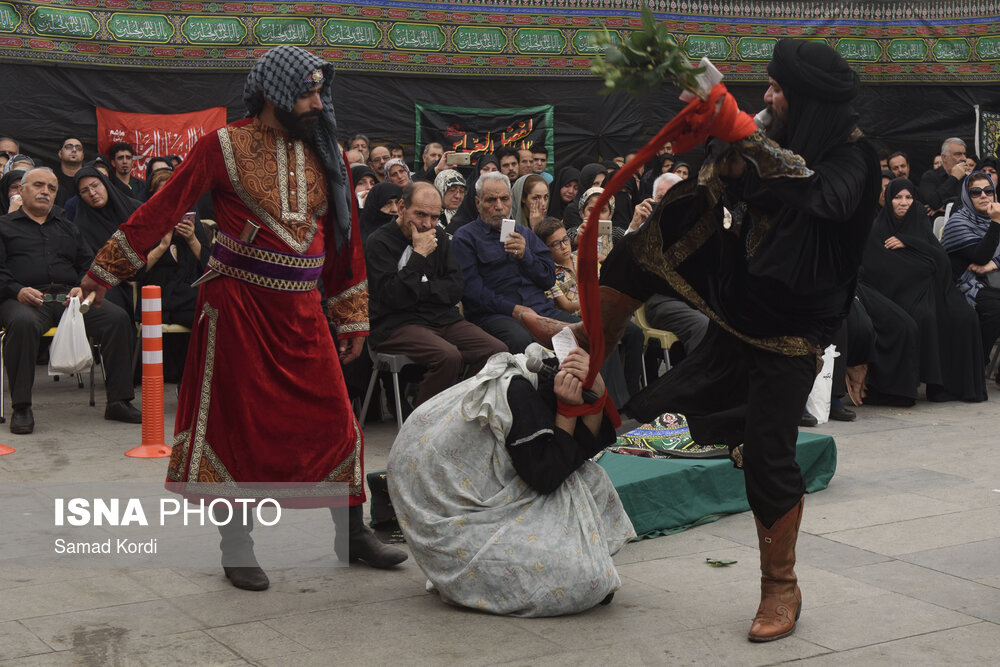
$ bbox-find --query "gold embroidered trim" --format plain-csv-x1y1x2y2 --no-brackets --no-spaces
276,135,309,225
336,321,370,335
215,231,325,268
217,127,318,255
205,257,319,292
89,263,121,288
167,429,192,482
112,230,146,270
323,418,363,495
187,302,219,482
328,279,367,304
631,201,819,358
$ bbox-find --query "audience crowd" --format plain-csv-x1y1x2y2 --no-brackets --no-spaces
1,129,998,433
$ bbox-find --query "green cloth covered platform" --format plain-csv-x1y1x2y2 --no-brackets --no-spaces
597,432,837,538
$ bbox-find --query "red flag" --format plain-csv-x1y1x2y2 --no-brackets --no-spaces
96,106,227,179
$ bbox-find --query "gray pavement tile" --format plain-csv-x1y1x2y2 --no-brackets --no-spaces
843,559,1000,623
17,599,206,652
792,621,1000,665
791,591,980,651
0,573,160,623
654,621,829,665
910,483,1000,509
168,567,425,626
899,536,1000,581
0,621,53,662
2,630,246,667
493,640,663,666
616,545,762,594
801,492,966,534
821,507,1000,556
205,621,310,661
795,533,890,572
612,528,743,566
259,596,564,664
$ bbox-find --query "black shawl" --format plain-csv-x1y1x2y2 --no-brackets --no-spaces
359,182,402,244
547,166,579,219
72,167,142,253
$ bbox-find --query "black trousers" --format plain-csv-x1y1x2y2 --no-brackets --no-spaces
625,322,816,528
0,298,135,408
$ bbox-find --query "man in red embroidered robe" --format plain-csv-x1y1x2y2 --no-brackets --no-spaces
81,46,406,590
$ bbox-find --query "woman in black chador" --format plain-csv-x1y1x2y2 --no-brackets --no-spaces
860,178,986,402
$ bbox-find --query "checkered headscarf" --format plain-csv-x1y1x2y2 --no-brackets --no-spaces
244,45,351,249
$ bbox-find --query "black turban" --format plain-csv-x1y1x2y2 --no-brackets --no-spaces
767,39,859,103
765,38,861,165
244,46,351,250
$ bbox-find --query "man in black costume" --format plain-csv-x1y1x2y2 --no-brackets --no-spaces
592,40,880,641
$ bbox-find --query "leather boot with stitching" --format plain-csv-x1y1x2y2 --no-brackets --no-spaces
748,497,804,642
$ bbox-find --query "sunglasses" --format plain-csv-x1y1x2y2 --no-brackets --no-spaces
969,186,996,197
41,293,69,303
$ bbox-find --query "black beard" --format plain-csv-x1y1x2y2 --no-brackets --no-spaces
764,104,788,145
274,107,321,140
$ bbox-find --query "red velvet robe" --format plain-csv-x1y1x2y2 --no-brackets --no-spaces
88,118,368,506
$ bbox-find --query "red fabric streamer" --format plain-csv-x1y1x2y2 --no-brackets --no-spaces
576,82,757,395
557,392,622,427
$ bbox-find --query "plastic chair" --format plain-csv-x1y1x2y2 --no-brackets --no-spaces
0,327,104,423
633,304,679,386
358,347,419,430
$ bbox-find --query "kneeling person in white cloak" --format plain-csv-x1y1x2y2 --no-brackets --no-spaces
387,343,635,617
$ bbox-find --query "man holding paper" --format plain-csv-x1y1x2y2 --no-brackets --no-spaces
451,171,576,354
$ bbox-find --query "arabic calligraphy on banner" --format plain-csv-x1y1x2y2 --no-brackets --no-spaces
1,0,999,83
415,104,554,166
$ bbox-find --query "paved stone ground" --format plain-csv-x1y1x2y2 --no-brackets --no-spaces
0,367,998,665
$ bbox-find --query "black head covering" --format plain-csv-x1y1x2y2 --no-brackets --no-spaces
0,169,25,213
243,45,351,249
547,166,580,217
351,164,377,188
977,155,999,173
73,166,142,253
767,39,861,164
359,182,402,243
476,153,499,173
143,156,173,193
578,163,608,191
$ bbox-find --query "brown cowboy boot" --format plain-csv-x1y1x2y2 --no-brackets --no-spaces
748,497,804,642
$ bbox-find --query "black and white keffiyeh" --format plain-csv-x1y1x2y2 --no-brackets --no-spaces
244,45,352,250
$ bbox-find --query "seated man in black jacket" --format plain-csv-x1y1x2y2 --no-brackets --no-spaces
0,168,140,434
364,181,506,407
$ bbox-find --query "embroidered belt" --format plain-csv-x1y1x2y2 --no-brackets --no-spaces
207,230,325,292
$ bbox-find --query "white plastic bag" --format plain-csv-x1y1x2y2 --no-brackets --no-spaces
805,345,838,425
48,296,93,376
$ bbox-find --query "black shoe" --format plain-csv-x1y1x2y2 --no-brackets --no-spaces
829,406,857,422
105,400,142,423
799,411,818,428
10,407,33,434
223,566,270,591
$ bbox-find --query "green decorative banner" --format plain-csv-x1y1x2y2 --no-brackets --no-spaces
979,108,1000,160
181,16,247,45
1,0,999,83
0,3,20,32
323,19,380,48
253,18,314,46
108,13,173,43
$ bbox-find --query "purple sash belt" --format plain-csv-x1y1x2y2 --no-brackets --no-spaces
207,230,325,292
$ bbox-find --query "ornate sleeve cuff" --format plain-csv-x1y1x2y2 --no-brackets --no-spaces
91,230,146,286
327,280,369,337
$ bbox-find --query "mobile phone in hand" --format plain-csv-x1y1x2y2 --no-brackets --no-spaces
500,218,515,243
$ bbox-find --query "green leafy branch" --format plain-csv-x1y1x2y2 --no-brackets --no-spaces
591,5,705,99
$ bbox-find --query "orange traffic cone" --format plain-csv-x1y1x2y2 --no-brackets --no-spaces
126,285,172,458
0,443,14,455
